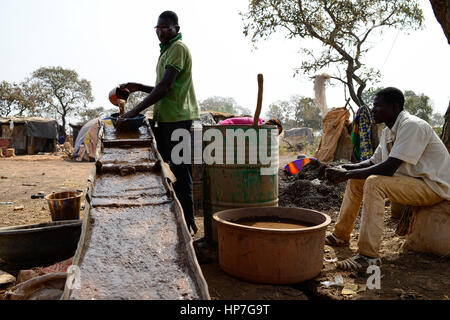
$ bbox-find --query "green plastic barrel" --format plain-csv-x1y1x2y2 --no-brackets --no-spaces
202,124,279,243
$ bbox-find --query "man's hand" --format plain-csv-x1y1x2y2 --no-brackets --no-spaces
325,167,349,186
120,107,140,119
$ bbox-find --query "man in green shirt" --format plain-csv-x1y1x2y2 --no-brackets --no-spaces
120,11,199,234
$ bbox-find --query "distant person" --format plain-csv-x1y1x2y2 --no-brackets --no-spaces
324,87,450,271
119,11,199,234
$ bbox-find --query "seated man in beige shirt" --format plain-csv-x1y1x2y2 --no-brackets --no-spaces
324,87,450,271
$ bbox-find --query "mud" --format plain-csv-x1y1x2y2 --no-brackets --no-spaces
279,159,347,214
67,122,205,300
233,217,314,229
70,204,199,300
100,147,157,164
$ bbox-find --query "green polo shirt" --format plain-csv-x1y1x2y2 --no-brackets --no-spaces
153,34,199,123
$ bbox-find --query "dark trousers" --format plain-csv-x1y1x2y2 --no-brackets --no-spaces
152,120,195,230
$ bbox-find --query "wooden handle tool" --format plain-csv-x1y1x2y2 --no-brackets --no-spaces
253,74,264,127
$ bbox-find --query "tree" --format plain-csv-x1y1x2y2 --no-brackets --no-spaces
292,96,322,130
362,87,383,106
32,66,94,134
266,100,296,128
126,91,149,111
265,95,322,130
199,96,241,114
0,81,18,117
404,90,433,124
14,79,51,117
432,112,444,127
242,0,424,107
429,0,450,44
0,80,50,117
265,101,290,125
77,106,116,124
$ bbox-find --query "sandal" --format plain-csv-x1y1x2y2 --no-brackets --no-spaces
325,233,349,247
336,254,381,272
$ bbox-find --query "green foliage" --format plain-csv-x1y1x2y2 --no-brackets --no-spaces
265,95,322,130
126,91,149,111
404,90,433,123
32,66,94,133
362,87,383,106
0,81,17,117
0,80,50,117
14,79,52,117
434,126,443,137
242,0,424,107
266,100,291,124
199,96,251,115
431,112,444,127
77,106,116,124
293,96,322,129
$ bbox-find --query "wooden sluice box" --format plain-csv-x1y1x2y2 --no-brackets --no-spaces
62,119,210,300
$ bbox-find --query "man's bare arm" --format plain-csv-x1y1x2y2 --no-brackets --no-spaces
325,157,403,185
121,67,179,118
342,159,374,170
120,82,154,94
345,157,403,180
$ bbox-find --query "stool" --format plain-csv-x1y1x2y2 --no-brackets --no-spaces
405,200,450,257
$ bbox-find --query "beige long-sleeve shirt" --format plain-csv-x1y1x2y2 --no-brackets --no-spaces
370,111,450,200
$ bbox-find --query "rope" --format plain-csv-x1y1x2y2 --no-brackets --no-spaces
381,30,401,71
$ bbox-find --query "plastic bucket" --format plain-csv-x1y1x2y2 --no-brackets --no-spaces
45,191,82,221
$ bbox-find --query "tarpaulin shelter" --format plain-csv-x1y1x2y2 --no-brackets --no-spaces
0,117,58,155
74,118,114,162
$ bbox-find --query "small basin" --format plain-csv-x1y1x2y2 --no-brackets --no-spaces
110,113,145,131
213,207,331,284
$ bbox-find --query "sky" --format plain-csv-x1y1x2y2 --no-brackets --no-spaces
0,0,449,124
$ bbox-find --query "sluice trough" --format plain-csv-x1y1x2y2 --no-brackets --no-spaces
62,119,209,300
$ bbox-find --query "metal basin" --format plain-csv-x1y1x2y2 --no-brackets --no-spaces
213,207,331,284
0,220,82,269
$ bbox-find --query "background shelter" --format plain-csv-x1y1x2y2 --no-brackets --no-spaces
0,117,58,155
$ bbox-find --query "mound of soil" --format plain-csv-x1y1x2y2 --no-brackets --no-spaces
279,159,347,213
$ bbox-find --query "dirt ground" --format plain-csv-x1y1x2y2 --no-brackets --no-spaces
1,154,449,300
193,154,450,300
0,155,93,227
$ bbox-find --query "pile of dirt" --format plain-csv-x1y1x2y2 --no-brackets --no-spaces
279,159,347,213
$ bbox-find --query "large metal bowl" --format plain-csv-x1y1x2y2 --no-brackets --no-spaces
0,220,82,270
